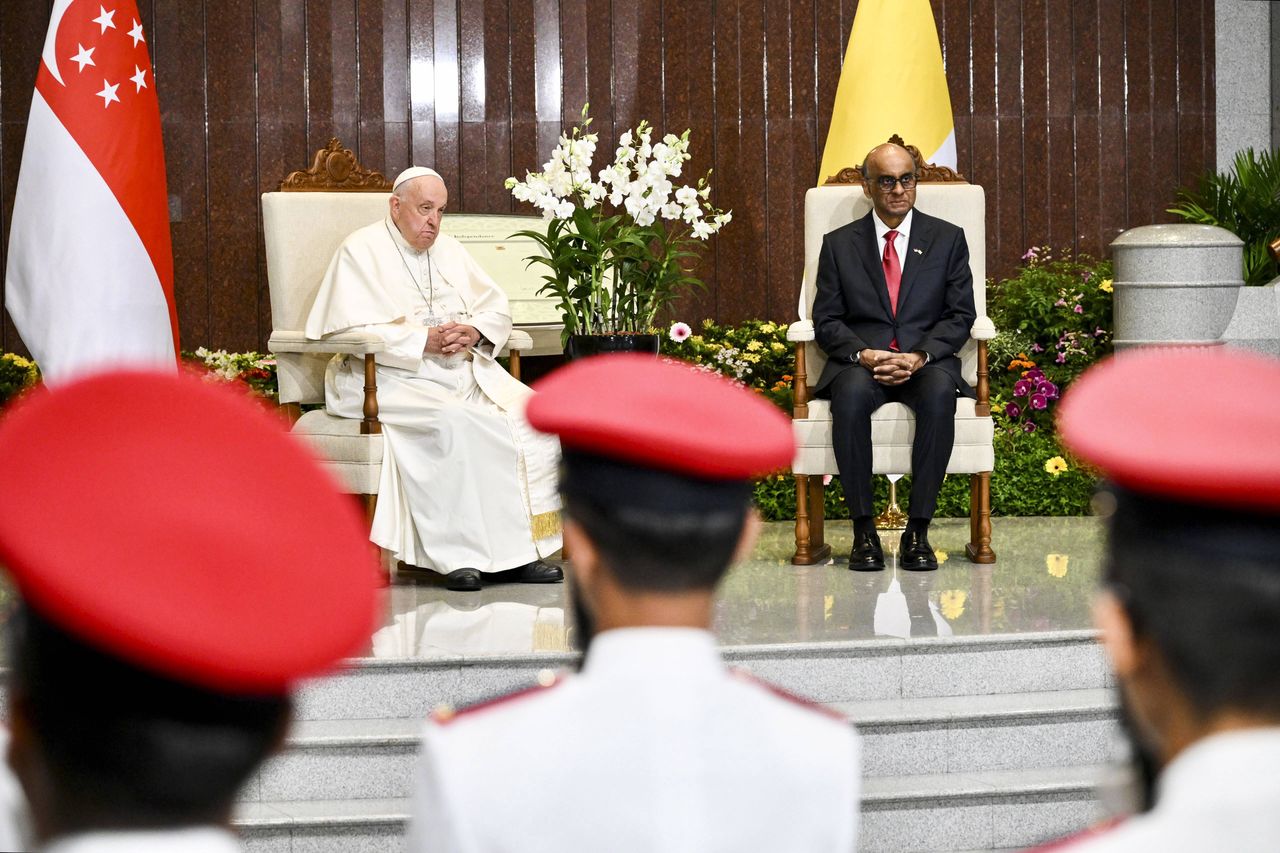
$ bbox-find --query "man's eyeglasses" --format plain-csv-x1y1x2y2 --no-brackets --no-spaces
871,173,917,191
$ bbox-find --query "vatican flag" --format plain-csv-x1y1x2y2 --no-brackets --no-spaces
817,0,956,185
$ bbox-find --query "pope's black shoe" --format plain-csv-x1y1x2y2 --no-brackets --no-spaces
900,529,939,571
515,559,564,584
849,529,885,572
445,568,483,592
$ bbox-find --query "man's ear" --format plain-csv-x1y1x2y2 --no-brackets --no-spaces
563,518,598,587
1094,590,1139,678
861,179,873,201
730,509,764,567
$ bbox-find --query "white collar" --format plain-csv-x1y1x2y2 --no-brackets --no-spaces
581,627,722,679
44,827,241,853
1155,728,1280,812
872,208,913,244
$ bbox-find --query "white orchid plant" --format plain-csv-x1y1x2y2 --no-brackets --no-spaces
506,106,731,340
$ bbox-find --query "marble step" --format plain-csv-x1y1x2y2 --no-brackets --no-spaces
234,765,1110,853
244,689,1119,803
295,630,1107,721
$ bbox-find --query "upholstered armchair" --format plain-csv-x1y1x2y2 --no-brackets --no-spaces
262,140,534,519
788,143,997,565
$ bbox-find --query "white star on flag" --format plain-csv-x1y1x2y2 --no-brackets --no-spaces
70,44,95,72
6,0,179,382
92,6,116,33
96,80,120,107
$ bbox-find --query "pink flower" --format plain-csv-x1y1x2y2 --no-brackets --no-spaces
1055,353,1067,364
1004,402,1021,419
822,474,833,485
1030,393,1048,410
1013,379,1031,397
1094,328,1106,337
1054,299,1067,308
1073,304,1084,314
668,321,692,342
1022,247,1038,261
1030,343,1044,353
1022,421,1037,433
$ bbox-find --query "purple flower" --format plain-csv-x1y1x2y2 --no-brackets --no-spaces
1030,393,1048,410
1080,271,1092,282
1022,421,1037,433
1030,343,1044,353
1037,380,1059,400
1013,379,1031,397
1073,304,1084,314
1094,327,1106,337
1004,402,1021,419
1025,368,1044,382
1055,353,1067,364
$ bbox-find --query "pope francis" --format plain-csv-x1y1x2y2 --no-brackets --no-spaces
304,167,563,592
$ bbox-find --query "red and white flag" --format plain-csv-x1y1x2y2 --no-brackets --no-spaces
4,0,178,383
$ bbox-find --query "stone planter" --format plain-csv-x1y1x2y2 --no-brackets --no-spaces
1110,224,1244,349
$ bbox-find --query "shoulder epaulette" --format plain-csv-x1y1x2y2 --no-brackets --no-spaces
1024,816,1127,851
429,668,565,725
730,669,847,722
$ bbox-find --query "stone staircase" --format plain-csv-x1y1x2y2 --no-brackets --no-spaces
235,630,1120,852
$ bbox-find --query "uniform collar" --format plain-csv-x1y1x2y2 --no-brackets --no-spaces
581,627,722,678
1155,728,1280,811
872,207,913,244
44,827,242,853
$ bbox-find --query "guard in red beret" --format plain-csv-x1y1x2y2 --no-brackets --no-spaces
0,370,381,853
407,354,862,853
1028,347,1280,853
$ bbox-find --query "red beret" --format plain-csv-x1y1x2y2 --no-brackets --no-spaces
1058,347,1280,513
527,354,794,479
0,370,381,694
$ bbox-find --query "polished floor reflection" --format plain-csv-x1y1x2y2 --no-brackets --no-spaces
368,516,1105,659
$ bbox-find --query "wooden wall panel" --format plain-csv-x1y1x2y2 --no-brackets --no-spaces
0,0,1221,355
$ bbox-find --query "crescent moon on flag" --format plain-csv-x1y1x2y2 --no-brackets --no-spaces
40,0,77,86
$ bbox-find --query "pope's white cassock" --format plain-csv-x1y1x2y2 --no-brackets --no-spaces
304,218,561,574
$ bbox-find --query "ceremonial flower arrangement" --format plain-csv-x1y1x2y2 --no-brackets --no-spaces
660,319,793,409
0,353,40,409
183,348,278,401
506,107,731,341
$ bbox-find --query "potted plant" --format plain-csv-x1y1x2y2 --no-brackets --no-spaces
505,106,731,358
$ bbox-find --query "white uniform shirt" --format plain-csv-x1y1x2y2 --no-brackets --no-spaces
1037,729,1280,852
42,827,240,853
408,627,860,853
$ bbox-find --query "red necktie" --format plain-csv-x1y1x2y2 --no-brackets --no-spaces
883,229,901,350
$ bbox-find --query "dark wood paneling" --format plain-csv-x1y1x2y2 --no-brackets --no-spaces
0,1,1220,355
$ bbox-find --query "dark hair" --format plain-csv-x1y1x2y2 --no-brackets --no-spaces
1106,490,1280,721
8,603,291,832
564,496,749,592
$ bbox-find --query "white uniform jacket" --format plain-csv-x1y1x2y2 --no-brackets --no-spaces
1031,729,1280,852
408,627,861,853
42,827,240,853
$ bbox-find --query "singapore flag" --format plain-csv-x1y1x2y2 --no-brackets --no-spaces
5,0,179,383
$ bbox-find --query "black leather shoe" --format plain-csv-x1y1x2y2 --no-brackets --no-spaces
900,529,939,571
515,560,564,584
445,568,483,591
849,529,885,572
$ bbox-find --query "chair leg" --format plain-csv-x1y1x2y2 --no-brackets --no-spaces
362,493,377,528
792,474,833,565
965,472,996,563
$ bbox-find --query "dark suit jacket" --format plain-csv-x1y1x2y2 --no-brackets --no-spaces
811,209,977,399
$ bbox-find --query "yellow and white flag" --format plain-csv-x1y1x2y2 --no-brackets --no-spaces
818,0,955,184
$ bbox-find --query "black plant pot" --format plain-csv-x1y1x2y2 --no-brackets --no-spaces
565,333,661,360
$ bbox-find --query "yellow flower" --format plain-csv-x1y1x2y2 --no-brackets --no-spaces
1044,456,1068,476
1099,278,1113,293
689,335,704,344
760,322,777,333
1046,554,1069,578
934,549,949,565
770,342,786,353
743,353,761,363
746,341,763,352
940,589,967,620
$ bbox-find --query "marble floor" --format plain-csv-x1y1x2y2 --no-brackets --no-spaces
368,516,1105,660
